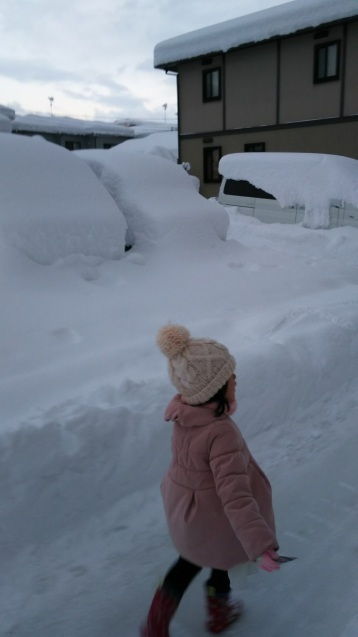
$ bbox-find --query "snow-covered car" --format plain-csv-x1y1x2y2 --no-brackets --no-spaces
218,153,358,229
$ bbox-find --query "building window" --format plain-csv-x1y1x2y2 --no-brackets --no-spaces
203,68,221,101
314,41,340,83
64,140,82,150
244,142,266,152
203,146,222,183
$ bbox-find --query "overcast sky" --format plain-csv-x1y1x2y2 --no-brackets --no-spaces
0,0,289,123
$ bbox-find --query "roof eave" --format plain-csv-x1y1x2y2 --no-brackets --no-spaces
154,13,358,71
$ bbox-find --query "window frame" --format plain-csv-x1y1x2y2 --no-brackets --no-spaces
203,146,222,183
314,40,341,84
202,67,222,102
64,140,82,150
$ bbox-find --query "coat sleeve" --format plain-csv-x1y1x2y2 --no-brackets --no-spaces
209,423,277,561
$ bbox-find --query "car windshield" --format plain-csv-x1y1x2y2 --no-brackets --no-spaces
223,179,275,200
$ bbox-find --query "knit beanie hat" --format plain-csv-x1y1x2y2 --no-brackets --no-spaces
156,324,236,405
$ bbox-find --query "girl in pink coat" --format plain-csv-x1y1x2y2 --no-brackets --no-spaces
141,325,280,637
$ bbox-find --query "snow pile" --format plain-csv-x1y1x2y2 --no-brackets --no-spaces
76,146,227,250
219,152,358,229
154,0,358,66
111,130,178,163
0,134,127,264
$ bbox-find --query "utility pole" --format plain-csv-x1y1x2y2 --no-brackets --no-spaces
48,96,54,116
162,103,167,123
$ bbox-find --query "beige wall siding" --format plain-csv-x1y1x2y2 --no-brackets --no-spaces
181,138,204,188
181,120,358,197
176,16,358,196
226,42,277,128
178,22,358,135
280,29,342,122
344,22,358,115
179,56,223,134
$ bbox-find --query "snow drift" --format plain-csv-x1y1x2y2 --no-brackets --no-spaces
76,147,228,250
0,134,127,264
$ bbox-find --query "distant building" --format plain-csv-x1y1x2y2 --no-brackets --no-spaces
154,0,358,197
12,114,134,150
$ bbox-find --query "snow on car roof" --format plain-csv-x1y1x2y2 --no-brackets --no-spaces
219,152,358,229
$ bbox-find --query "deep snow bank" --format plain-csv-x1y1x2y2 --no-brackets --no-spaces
0,134,127,264
76,150,228,250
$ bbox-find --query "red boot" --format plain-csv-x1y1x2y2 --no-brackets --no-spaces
205,586,243,634
140,587,180,637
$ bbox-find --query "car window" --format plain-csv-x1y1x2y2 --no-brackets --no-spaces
223,179,276,200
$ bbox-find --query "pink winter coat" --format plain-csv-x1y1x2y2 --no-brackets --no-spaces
161,395,278,570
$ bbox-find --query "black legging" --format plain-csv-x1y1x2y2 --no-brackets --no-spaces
162,556,231,600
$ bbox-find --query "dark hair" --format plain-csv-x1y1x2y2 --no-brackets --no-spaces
204,380,229,417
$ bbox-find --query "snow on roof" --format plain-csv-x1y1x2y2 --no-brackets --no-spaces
154,0,358,68
219,152,358,229
12,114,134,138
114,118,178,137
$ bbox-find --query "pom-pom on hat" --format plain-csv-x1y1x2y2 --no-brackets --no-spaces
157,324,235,405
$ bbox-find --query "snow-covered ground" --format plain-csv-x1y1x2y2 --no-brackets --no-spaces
0,131,358,637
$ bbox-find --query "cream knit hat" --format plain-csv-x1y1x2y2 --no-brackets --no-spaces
156,324,236,405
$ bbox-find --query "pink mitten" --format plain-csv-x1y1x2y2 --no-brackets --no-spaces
258,549,281,572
